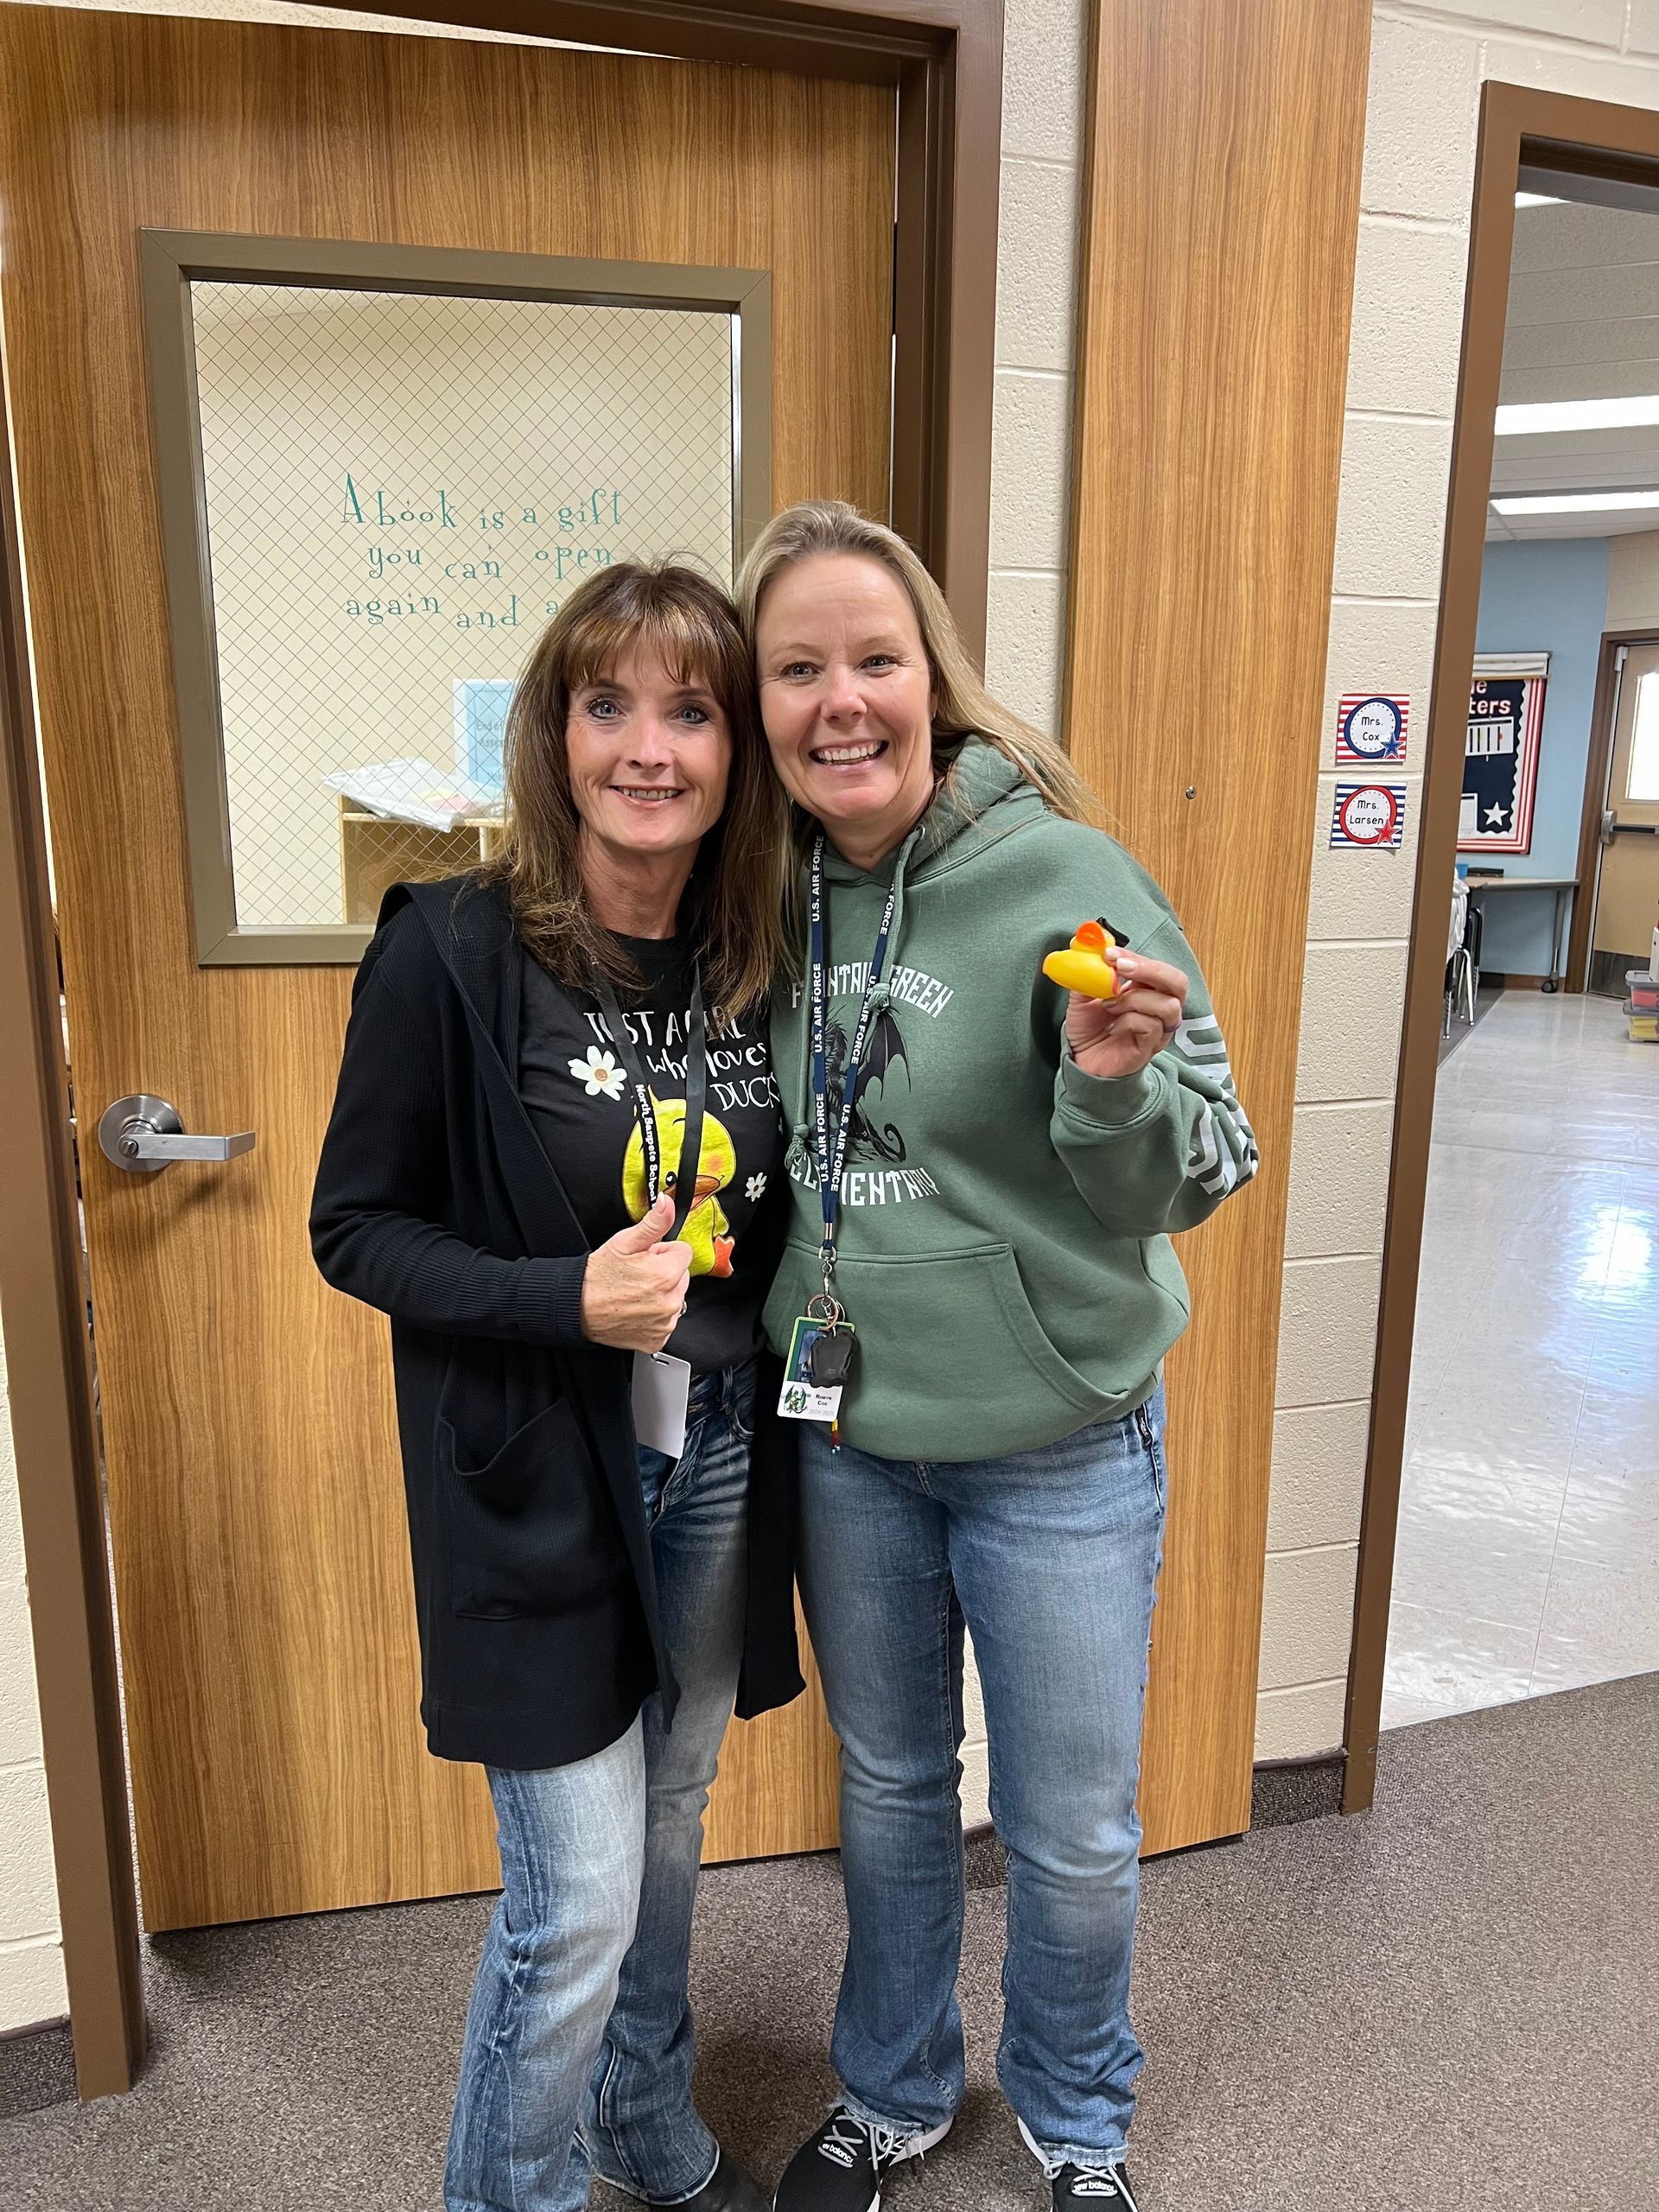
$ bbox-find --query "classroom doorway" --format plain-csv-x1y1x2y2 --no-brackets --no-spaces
1382,160,1659,1729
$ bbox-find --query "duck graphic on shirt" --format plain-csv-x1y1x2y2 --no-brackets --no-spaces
621,1097,738,1277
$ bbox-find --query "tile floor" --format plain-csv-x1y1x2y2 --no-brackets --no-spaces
1382,988,1659,1727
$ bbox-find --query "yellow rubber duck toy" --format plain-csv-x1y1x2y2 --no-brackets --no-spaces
1043,918,1121,1000
622,1099,738,1277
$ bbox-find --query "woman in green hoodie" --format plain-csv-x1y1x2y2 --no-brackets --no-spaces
735,504,1258,2212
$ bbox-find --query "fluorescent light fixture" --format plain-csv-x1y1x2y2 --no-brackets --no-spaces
1491,489,1659,514
1496,394,1659,435
1515,191,1564,207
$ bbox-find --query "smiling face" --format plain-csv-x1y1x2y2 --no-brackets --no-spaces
753,552,938,865
563,644,733,876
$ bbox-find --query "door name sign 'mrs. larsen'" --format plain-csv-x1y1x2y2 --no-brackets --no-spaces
1330,782,1408,849
1334,692,1409,766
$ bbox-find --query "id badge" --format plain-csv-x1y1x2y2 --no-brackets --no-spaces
777,1314,856,1422
632,1350,692,1458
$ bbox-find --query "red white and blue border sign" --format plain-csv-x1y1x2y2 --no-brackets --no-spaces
1459,668,1543,855
1331,783,1407,849
1335,692,1409,766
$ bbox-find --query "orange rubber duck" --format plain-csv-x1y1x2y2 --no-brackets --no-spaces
1043,918,1121,1001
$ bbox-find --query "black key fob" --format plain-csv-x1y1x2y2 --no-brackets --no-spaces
808,1327,857,1388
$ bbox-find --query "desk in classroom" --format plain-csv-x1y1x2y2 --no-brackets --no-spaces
1462,873,1578,993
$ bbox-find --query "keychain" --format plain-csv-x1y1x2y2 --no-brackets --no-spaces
778,1293,857,1445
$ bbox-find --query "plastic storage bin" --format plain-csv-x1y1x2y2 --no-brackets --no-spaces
1627,969,1659,1012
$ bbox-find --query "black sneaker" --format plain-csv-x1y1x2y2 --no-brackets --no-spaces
772,2106,952,2212
1051,2161,1141,2208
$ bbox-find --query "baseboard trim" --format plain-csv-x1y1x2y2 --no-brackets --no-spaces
0,2015,75,2117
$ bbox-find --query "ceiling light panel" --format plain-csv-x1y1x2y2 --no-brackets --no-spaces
1490,489,1659,514
1495,395,1659,434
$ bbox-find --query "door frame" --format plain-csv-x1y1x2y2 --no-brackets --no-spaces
1343,80,1659,1813
1567,626,1659,991
0,0,1002,2097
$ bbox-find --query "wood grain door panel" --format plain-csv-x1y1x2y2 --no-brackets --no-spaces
0,6,891,1929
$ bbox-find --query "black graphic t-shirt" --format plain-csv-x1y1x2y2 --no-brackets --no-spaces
518,933,787,1375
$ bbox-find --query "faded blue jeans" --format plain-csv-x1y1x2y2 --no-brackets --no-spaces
798,1389,1167,2172
445,1361,755,2212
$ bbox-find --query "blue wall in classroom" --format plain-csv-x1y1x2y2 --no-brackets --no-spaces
1472,536,1611,975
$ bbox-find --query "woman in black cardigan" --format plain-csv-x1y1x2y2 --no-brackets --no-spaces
311,563,798,2212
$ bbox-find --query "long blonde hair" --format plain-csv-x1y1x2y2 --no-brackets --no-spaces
734,500,1101,829
483,561,789,1021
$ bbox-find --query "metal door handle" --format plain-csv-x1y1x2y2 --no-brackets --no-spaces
98,1093,257,1173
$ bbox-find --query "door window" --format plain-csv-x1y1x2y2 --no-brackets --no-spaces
146,241,768,959
1626,668,1659,803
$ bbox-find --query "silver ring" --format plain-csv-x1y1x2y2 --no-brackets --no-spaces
678,1299,688,1316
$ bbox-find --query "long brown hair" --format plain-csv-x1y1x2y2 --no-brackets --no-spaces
483,561,789,1020
735,499,1103,830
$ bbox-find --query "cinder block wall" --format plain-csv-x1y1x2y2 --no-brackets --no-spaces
1260,0,1659,1760
0,1339,67,2032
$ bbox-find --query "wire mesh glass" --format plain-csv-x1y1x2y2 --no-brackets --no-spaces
188,281,735,928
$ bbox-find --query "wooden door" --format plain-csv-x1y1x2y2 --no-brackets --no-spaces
0,6,892,1930
1594,640,1659,965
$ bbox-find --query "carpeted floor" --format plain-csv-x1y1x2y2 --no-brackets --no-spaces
3,1675,1656,2210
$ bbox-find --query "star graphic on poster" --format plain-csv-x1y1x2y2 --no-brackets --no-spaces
1484,802,1510,828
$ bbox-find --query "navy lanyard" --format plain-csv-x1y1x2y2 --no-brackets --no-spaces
591,963,708,1243
809,834,904,1296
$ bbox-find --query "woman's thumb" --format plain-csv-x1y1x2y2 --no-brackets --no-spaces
609,1192,675,1252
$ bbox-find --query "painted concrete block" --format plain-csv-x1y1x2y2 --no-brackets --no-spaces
1294,942,1410,1104
0,1766,60,1945
1629,2,1659,57
1323,594,1440,733
1360,17,1480,226
0,1938,67,2037
1332,414,1454,603
1605,527,1659,629
1268,1400,1372,1553
1253,1676,1347,1762
1276,1256,1383,1408
1284,1100,1395,1262
996,157,1080,376
1306,772,1423,944
1001,0,1087,166
1257,1545,1360,1693
988,372,1073,572
0,1419,22,1584
1345,217,1468,422
1415,0,1622,40
0,1587,45,1770
960,1735,991,1829
986,570,1065,738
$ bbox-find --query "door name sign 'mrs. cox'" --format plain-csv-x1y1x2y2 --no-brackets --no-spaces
1330,782,1408,849
1334,692,1409,766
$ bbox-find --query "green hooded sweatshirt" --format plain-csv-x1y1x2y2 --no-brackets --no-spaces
765,739,1258,1462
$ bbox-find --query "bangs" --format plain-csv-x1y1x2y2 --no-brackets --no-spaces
557,572,742,703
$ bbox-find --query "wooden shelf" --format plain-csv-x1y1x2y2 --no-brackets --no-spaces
338,799,504,923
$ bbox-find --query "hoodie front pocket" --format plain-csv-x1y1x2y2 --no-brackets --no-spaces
808,1240,1119,1460
436,1396,630,1619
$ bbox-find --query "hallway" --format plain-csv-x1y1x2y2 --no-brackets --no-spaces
1387,990,1659,1726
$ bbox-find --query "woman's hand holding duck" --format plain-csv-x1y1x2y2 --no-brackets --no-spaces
1064,947,1189,1083
578,1190,694,1352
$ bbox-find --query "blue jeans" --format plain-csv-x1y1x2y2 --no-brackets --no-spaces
445,1361,755,2212
798,1389,1167,2171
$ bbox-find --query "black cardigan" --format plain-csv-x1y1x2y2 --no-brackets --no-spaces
309,876,804,1771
